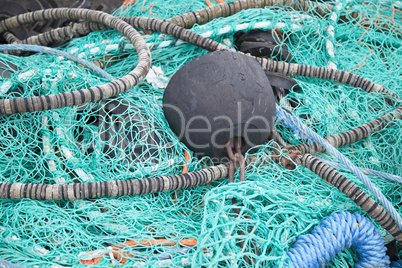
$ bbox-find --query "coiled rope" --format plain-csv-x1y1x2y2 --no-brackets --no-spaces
5,9,399,103
0,9,399,115
285,211,390,267
11,0,344,47
0,8,151,115
16,17,227,53
16,0,401,53
166,0,358,29
0,2,400,268
0,4,401,248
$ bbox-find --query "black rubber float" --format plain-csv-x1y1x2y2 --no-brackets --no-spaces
163,50,276,161
235,30,291,61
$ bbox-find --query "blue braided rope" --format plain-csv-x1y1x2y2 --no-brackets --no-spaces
0,44,115,81
285,211,390,268
276,105,402,232
320,159,402,184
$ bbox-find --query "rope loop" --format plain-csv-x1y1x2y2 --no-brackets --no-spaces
0,8,151,115
285,211,390,268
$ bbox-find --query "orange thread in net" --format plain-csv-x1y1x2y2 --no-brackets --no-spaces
80,239,197,265
121,0,160,19
350,5,401,72
141,0,160,19
205,0,226,7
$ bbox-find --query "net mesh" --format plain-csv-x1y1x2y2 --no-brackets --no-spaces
0,0,401,267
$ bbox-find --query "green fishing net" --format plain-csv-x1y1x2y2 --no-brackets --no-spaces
0,0,401,267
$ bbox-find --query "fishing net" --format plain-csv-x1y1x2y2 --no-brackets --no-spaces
0,0,401,267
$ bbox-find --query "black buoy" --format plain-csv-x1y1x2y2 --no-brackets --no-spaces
235,30,300,106
163,51,276,161
235,30,291,62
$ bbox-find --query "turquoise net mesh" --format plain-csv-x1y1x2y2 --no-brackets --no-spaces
0,0,401,266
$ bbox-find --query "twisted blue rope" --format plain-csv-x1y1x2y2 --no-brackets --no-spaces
0,44,115,81
276,105,402,232
320,159,402,184
285,211,390,268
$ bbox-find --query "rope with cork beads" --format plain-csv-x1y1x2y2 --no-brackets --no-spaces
0,1,400,266
0,0,401,252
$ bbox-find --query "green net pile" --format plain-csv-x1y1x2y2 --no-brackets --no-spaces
0,0,401,267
